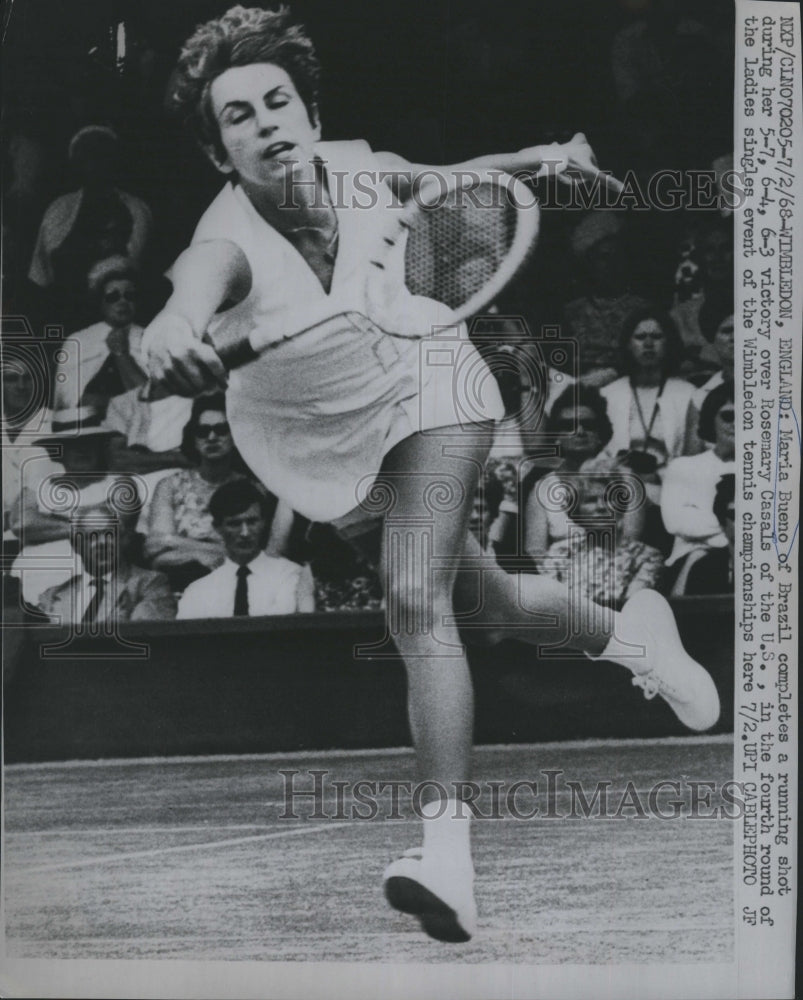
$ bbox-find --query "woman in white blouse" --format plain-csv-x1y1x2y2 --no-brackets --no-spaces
597,306,698,505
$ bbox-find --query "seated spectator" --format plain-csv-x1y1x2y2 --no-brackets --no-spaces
28,126,152,329
535,471,664,609
10,406,142,604
54,257,147,412
562,212,649,387
661,383,736,595
38,502,176,626
523,385,615,559
597,306,698,505
143,394,257,590
684,474,735,595
177,480,314,619
2,352,61,550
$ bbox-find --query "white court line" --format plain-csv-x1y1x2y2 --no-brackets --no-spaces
4,733,733,773
8,819,410,875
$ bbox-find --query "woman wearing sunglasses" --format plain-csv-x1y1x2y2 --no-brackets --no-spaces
523,385,644,561
660,382,736,595
143,393,257,590
53,255,147,412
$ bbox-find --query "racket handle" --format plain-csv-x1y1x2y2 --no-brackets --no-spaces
202,328,259,371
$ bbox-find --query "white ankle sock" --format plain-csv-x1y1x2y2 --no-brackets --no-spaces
421,798,473,869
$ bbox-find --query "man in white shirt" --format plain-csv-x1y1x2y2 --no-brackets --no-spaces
177,480,315,619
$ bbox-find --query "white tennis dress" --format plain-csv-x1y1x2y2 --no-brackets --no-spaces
188,139,504,523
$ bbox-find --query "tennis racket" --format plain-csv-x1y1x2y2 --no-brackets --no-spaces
204,170,541,369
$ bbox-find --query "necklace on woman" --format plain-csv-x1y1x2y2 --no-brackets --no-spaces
630,377,665,442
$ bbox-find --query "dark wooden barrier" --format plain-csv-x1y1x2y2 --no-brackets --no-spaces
3,598,734,762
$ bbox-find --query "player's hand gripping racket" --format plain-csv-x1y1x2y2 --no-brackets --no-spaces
204,169,541,369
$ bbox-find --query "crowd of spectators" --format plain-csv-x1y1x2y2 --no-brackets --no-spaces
2,3,735,629
2,210,736,623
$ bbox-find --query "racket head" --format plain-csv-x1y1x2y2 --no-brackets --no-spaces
401,171,540,323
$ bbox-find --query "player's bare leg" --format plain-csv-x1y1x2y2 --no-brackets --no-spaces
374,428,492,942
452,518,720,732
370,426,719,942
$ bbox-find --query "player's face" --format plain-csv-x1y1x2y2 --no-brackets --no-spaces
713,315,734,369
628,319,666,370
218,502,266,564
194,410,233,462
100,279,136,328
209,63,320,186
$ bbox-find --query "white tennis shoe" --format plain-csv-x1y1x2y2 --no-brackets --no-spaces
618,589,720,731
383,848,477,942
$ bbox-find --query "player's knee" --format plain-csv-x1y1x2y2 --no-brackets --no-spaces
384,575,453,629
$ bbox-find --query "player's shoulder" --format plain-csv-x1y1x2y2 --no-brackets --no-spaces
192,181,247,245
315,138,379,173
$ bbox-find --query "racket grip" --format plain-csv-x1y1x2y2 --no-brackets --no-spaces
202,328,259,371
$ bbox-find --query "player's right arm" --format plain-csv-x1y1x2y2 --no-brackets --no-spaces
143,239,252,396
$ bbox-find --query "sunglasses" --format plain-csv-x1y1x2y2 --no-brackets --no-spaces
195,422,230,438
717,409,735,423
103,289,136,303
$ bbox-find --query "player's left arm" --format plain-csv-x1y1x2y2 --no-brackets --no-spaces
376,133,619,199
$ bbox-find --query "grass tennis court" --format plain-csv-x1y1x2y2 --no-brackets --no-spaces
4,736,733,964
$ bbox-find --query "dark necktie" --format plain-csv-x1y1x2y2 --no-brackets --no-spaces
82,576,106,627
234,564,251,617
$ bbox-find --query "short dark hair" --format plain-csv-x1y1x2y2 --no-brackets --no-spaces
546,384,614,449
713,474,735,526
697,381,734,443
617,306,684,377
209,478,275,524
167,5,321,163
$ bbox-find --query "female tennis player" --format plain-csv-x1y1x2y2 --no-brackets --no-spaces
144,5,720,943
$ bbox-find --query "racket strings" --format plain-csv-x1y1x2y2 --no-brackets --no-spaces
404,183,518,309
